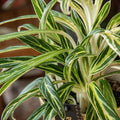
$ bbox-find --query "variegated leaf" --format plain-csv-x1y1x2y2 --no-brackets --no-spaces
92,1,111,30
0,56,33,68
86,103,98,120
0,45,30,54
1,88,40,120
39,75,65,119
107,12,120,30
87,82,120,120
90,46,116,75
0,49,68,95
38,64,63,78
102,32,120,56
27,103,48,120
18,35,58,53
0,15,37,26
99,79,118,113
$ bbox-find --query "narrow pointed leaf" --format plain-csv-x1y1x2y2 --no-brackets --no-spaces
1,88,40,120
0,15,37,26
18,35,58,53
0,49,68,95
39,76,65,119
102,32,120,56
20,77,44,94
86,103,98,120
107,12,120,30
27,103,48,120
90,46,116,75
87,82,120,120
0,45,30,54
99,79,118,113
92,1,111,30
0,56,33,68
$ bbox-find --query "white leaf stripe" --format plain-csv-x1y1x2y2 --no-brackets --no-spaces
0,45,30,53
87,82,120,120
39,76,65,119
0,29,76,48
90,46,116,75
2,88,40,120
0,49,68,95
0,15,37,26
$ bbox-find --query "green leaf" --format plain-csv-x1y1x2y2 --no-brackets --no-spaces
64,46,87,83
38,64,63,78
18,35,58,53
18,24,37,31
20,77,44,94
43,82,74,120
27,103,48,120
107,12,120,30
102,32,120,56
0,45,30,54
92,1,111,30
99,79,118,113
0,49,68,95
0,15,37,26
71,9,87,36
39,76,65,119
86,103,98,120
1,88,40,120
57,82,74,103
0,29,75,48
60,0,71,15
90,46,116,75
43,104,56,120
87,82,120,120
0,56,33,68
52,10,82,43
31,0,46,20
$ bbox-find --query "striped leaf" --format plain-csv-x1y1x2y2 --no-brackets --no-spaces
71,10,87,37
40,0,57,31
70,1,88,32
27,103,48,120
64,45,87,83
52,10,82,43
86,103,98,120
43,105,56,120
102,32,120,56
60,0,71,15
31,0,46,20
0,49,68,95
39,75,65,119
18,24,37,31
38,64,63,78
18,35,58,53
0,15,37,26
92,1,111,30
43,82,74,120
90,46,116,75
1,88,40,120
99,79,118,113
0,29,75,48
107,12,120,30
20,77,44,94
0,45,30,54
0,56,33,68
87,82,120,120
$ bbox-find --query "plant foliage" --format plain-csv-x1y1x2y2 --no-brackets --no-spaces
0,0,120,119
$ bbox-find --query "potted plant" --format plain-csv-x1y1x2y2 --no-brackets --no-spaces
0,0,120,119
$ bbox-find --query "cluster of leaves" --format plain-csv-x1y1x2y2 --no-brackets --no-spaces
0,0,120,119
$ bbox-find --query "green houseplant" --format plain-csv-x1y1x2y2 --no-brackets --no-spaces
0,0,120,119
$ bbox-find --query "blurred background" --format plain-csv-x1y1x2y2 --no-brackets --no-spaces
0,0,120,120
